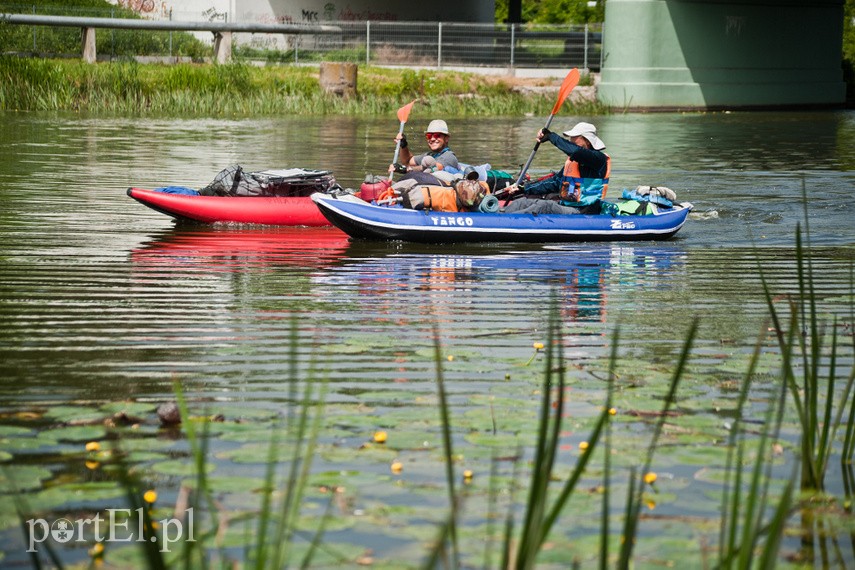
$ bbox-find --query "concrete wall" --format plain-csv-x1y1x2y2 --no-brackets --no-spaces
110,0,494,24
597,0,847,109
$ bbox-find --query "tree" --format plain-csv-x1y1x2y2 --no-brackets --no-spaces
496,0,604,25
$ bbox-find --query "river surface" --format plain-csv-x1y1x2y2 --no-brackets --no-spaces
1,111,854,567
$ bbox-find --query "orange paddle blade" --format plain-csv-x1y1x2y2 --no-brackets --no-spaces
397,100,416,123
550,68,581,115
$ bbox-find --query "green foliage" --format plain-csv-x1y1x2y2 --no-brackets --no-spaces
0,0,209,60
845,0,855,102
845,0,855,64
495,0,605,24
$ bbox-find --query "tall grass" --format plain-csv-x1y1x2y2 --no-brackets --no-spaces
0,56,607,115
715,325,798,568
759,224,855,492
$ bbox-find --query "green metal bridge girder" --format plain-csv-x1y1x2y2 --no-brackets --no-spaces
597,0,846,109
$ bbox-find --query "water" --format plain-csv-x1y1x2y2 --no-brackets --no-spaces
1,111,854,567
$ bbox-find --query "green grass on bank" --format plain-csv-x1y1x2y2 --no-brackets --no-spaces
0,56,606,116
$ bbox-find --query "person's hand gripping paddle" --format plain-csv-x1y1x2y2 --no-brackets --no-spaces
515,68,580,186
389,100,416,181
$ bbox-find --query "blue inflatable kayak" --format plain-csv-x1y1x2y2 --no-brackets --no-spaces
311,193,693,243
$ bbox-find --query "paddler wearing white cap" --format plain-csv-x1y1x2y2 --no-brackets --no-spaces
504,121,611,215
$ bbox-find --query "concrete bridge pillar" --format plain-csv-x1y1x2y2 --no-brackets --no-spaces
597,0,846,110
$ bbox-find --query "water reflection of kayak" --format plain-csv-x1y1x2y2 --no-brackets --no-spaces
311,192,693,244
130,227,351,271
312,244,688,323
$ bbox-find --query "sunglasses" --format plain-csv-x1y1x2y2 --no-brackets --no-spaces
425,132,446,140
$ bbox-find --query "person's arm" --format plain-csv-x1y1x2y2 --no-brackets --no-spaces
396,133,415,166
524,171,561,196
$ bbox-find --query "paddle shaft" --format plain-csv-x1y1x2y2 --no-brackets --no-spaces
388,121,407,181
515,114,557,186
514,68,579,188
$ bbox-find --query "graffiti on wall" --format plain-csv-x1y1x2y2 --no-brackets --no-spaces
337,6,397,21
725,15,745,36
117,0,156,13
257,13,296,24
116,0,178,18
318,4,397,22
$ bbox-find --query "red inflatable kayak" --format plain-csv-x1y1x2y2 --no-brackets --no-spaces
127,187,333,226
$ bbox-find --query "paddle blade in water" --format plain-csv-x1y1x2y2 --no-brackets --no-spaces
551,68,581,115
397,100,416,123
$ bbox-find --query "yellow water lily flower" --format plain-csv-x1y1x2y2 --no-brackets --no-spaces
373,431,388,444
85,441,101,452
391,461,403,474
644,472,657,485
143,490,157,504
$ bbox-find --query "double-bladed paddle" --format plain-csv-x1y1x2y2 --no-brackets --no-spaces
514,68,581,186
389,99,416,181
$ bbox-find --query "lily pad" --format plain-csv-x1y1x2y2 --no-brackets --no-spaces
150,459,214,476
42,405,105,423
464,431,529,448
50,425,107,443
99,401,156,416
216,442,298,464
31,481,124,511
0,465,53,492
0,426,34,437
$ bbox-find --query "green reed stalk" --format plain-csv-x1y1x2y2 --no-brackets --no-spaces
617,319,696,569
110,442,166,570
759,224,855,491
515,310,562,567
517,309,612,568
844,391,855,464
483,452,501,569
429,322,460,567
736,334,792,570
843,260,855,466
271,352,328,568
498,449,523,570
718,325,766,562
253,415,281,568
715,319,796,569
174,383,221,569
9,471,63,569
599,327,619,570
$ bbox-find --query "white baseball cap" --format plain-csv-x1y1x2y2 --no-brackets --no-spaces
563,122,605,150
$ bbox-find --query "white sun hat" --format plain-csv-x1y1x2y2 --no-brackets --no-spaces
563,122,605,150
424,119,449,135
